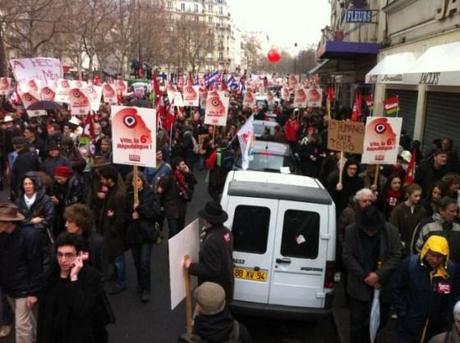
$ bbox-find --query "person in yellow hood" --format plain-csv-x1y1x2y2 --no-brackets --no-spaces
393,235,458,343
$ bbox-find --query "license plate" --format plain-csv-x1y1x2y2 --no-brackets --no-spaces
233,267,268,282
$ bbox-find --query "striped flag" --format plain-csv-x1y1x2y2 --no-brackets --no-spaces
384,96,399,116
204,71,220,89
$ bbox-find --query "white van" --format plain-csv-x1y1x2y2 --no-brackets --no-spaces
221,170,336,319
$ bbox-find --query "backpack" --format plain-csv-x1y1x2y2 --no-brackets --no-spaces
178,320,241,343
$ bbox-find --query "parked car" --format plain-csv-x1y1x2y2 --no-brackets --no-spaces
234,140,298,174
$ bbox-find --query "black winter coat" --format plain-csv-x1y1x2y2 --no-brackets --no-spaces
189,225,234,303
0,224,43,297
37,264,103,343
126,187,161,246
11,148,41,198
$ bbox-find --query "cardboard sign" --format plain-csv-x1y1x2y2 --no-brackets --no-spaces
111,106,156,168
0,77,11,95
204,90,229,126
327,120,365,154
168,219,199,310
182,85,199,107
361,117,402,164
293,86,308,108
308,87,323,108
9,57,62,86
243,90,256,108
102,83,117,104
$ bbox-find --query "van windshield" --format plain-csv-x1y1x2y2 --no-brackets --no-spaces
281,210,320,259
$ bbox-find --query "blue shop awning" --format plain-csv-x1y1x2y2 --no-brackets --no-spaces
318,41,379,59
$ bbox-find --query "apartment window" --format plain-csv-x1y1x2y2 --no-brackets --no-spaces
219,52,223,60
181,3,185,11
208,4,213,11
167,1,173,9
219,6,223,15
219,18,223,26
208,16,213,24
194,4,198,12
194,15,199,21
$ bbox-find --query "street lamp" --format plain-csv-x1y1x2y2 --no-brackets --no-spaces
294,42,298,74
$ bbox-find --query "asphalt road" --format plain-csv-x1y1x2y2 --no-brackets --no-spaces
0,168,342,343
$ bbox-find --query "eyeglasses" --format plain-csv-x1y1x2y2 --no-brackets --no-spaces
57,252,77,260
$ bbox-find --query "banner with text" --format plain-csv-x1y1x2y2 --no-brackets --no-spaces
111,106,156,168
204,90,229,126
327,120,365,154
9,57,62,86
361,117,402,164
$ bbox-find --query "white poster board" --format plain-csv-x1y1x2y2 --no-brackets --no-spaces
111,105,156,168
307,87,323,108
293,86,308,108
169,219,200,310
204,90,229,126
9,57,62,86
361,117,402,165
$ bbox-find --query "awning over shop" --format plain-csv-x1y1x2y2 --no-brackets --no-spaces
308,59,331,74
317,41,379,59
403,41,460,86
365,52,416,84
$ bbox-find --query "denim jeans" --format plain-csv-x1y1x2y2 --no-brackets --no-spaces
114,254,127,289
131,243,153,291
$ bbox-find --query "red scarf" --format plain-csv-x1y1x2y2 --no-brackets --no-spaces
174,170,189,194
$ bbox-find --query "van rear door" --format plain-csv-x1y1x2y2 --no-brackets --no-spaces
268,201,329,308
225,196,278,304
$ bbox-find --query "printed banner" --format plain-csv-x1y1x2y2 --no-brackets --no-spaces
204,90,229,127
111,106,156,168
55,79,72,103
327,120,365,154
9,57,62,86
114,80,128,96
293,86,308,108
102,83,117,104
288,74,300,88
243,89,256,108
361,117,402,164
308,87,323,108
182,85,199,107
0,77,11,95
69,88,91,115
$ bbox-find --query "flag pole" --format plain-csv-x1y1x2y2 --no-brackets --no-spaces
183,256,193,335
338,150,344,186
373,164,380,190
133,165,139,205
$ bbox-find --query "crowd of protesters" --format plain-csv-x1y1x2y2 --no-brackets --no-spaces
0,73,458,343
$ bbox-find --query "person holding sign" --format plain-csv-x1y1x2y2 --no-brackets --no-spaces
183,201,234,304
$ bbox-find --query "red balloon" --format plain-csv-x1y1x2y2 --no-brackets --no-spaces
267,49,281,63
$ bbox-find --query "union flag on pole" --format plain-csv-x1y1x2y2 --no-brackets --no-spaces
351,93,362,122
384,96,399,116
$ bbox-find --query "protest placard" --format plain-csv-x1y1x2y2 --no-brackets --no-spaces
293,86,308,108
327,120,365,154
204,90,229,126
169,219,200,310
10,57,62,86
102,83,117,104
308,87,323,108
182,85,199,107
111,106,156,168
361,117,402,164
69,88,91,115
0,77,11,95
243,90,256,108
288,74,300,88
55,79,72,103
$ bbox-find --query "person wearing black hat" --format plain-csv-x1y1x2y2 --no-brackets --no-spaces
10,136,41,201
183,201,234,303
342,205,401,343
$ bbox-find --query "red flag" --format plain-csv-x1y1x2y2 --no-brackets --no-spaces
83,113,96,140
384,96,399,115
351,93,362,121
404,149,417,185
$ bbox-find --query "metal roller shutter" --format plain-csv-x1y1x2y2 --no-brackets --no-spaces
386,89,417,139
423,92,460,154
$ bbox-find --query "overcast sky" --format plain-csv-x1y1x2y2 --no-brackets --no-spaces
229,0,331,54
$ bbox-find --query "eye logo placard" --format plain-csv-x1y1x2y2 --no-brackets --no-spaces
361,117,402,164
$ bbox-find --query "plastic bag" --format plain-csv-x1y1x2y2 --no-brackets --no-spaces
369,288,381,343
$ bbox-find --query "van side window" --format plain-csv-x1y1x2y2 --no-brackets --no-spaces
232,205,270,254
281,210,319,259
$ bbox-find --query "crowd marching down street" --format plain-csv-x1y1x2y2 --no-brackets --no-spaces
0,61,459,343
